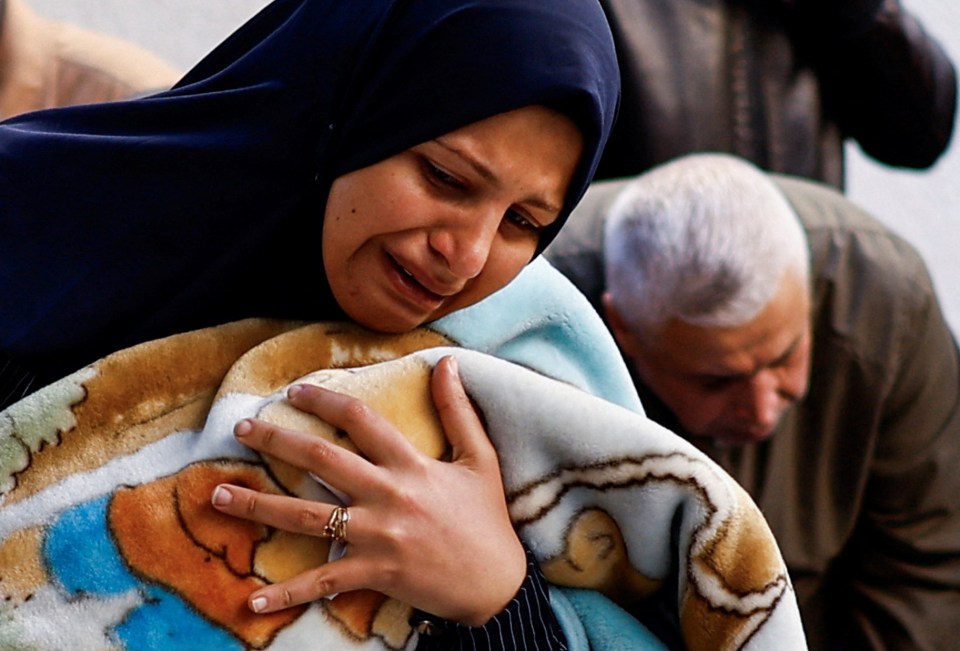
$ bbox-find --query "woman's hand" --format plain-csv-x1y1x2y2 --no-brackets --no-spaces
209,355,526,626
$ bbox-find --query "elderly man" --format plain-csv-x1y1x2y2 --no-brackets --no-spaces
545,153,960,651
0,0,180,119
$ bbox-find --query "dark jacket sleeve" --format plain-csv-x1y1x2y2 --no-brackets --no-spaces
413,545,568,650
804,0,957,168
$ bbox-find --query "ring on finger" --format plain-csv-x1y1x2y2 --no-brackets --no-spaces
321,505,350,543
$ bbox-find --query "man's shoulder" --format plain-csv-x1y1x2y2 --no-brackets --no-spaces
773,175,892,236
544,179,632,309
774,176,950,373
773,175,933,293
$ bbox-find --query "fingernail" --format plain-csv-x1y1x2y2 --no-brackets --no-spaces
287,384,303,399
250,595,268,613
211,485,233,507
234,419,252,437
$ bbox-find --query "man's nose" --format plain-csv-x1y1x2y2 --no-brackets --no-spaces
736,372,783,427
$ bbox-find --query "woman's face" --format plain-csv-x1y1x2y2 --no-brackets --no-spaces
323,105,583,333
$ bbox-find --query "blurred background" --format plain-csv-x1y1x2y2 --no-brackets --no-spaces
27,0,960,334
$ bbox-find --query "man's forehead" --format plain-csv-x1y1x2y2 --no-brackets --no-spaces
659,271,809,362
652,314,808,380
653,320,765,377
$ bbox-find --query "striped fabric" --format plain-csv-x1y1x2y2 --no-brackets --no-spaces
413,546,567,650
0,353,37,412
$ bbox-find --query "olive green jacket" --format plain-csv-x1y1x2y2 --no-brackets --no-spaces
546,175,960,651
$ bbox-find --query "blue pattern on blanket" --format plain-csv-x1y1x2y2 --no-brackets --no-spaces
46,495,242,650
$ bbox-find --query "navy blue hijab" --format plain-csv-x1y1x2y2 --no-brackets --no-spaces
0,0,619,383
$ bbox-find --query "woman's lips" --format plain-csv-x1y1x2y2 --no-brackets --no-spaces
386,254,446,309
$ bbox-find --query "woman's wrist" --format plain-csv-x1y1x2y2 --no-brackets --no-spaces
411,543,568,650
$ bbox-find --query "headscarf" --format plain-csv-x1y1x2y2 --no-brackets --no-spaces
0,0,620,379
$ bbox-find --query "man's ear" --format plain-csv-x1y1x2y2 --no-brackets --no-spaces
601,292,640,360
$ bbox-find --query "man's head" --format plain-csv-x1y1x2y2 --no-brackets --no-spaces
602,154,812,445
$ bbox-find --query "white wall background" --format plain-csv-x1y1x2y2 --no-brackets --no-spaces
28,0,271,72
844,2,960,336
26,0,960,334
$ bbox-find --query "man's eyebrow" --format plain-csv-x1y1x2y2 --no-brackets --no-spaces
695,333,805,381
433,138,563,215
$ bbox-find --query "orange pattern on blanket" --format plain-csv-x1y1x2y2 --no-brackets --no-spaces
109,461,305,649
541,508,662,604
326,590,391,639
0,526,46,603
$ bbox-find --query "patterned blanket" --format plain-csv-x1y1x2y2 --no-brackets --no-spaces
0,318,807,650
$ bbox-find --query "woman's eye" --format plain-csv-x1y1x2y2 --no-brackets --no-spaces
425,160,464,189
504,209,540,233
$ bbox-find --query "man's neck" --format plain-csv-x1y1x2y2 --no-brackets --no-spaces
628,369,688,437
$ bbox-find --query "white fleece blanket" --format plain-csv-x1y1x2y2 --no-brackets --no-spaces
0,315,806,651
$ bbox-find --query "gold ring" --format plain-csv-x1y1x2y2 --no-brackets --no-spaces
321,505,350,543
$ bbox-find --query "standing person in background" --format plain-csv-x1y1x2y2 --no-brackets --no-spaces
546,153,960,650
0,0,180,119
595,0,957,188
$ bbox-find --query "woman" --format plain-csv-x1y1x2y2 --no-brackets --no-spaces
0,0,623,647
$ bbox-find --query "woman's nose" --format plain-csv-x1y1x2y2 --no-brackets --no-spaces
429,209,501,279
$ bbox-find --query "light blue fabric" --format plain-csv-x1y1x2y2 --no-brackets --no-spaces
548,587,590,650
432,256,643,414
434,257,664,648
551,588,669,651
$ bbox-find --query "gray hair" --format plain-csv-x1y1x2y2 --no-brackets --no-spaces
604,153,810,337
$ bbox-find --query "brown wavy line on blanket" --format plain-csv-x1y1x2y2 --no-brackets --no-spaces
0,320,453,650
516,457,790,651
